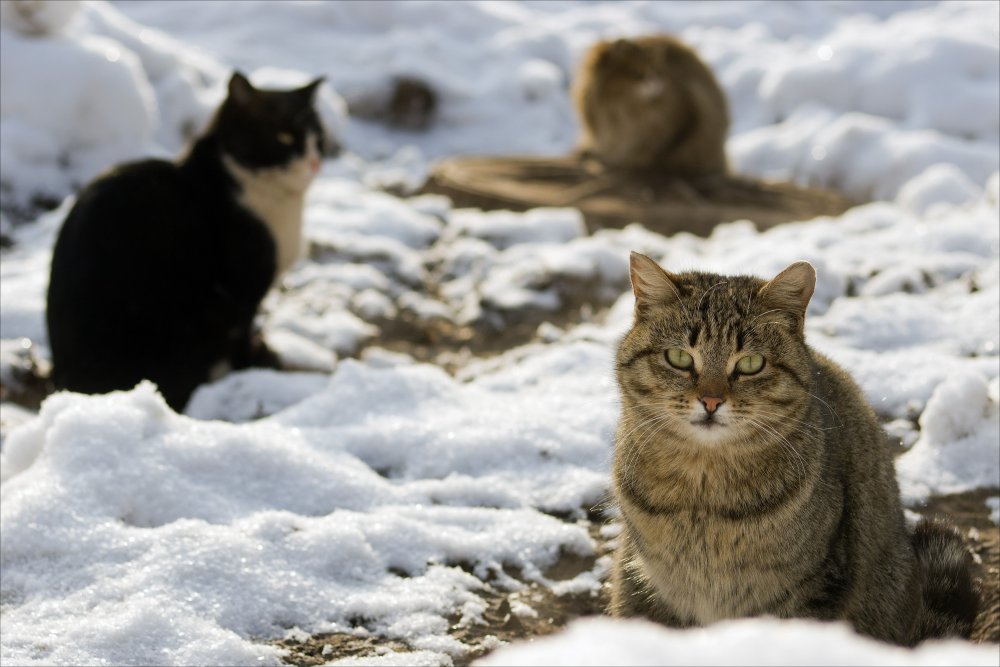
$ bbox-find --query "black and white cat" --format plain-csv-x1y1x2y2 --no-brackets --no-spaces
46,72,328,411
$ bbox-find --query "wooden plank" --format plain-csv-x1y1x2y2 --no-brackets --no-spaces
420,155,855,237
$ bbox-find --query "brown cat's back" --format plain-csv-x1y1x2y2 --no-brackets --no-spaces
573,35,729,175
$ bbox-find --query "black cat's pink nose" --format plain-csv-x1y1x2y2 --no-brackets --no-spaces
700,395,724,414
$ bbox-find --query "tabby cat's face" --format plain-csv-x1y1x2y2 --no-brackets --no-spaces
215,72,327,191
616,252,816,447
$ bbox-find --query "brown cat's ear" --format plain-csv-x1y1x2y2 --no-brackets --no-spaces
629,251,680,316
609,38,638,55
599,38,639,65
228,72,256,105
758,261,816,332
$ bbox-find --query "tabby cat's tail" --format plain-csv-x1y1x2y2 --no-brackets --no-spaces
912,519,978,640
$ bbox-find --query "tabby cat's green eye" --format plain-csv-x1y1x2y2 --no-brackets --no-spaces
736,354,765,375
665,348,693,370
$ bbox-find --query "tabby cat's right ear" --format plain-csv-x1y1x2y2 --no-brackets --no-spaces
629,251,680,317
228,72,256,106
758,261,816,334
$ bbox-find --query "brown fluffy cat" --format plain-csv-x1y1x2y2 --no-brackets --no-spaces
610,252,977,645
573,35,729,176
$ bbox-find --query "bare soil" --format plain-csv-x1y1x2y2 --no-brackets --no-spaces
273,523,614,667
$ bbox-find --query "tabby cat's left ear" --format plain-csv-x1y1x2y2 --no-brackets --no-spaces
629,251,681,317
758,261,816,332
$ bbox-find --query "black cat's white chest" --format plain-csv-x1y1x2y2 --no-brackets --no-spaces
221,132,320,278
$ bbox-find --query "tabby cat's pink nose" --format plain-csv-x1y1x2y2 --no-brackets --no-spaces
700,395,724,414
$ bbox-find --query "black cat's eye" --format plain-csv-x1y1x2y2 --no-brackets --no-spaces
293,108,316,125
735,354,765,375
665,348,694,370
276,132,294,146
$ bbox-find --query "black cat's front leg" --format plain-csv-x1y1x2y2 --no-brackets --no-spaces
229,327,281,370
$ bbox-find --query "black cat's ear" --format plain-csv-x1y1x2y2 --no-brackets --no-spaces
758,261,816,331
228,72,256,106
297,76,325,102
629,251,680,317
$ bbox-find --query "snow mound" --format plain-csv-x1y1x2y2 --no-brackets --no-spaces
1,351,615,664
898,163,984,217
0,0,80,37
0,15,159,203
897,372,1000,502
476,616,1000,666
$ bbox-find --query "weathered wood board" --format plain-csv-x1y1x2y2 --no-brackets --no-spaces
420,155,855,236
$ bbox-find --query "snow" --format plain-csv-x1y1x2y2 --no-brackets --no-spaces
476,616,1000,666
1,1,999,665
1,376,605,664
898,162,986,217
896,372,1000,502
988,496,1000,525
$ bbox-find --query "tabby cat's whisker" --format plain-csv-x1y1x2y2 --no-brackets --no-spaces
740,415,808,482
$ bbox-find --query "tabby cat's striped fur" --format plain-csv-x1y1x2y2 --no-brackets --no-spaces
610,252,976,645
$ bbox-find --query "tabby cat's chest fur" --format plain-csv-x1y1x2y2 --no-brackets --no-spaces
618,391,841,625
629,512,815,623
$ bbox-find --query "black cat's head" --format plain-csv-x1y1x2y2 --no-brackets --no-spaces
213,72,332,177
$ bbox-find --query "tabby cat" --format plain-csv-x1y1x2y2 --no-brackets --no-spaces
610,252,977,645
46,72,327,411
573,35,729,176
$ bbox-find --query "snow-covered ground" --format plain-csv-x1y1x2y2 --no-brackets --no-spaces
479,616,1000,667
1,1,998,665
